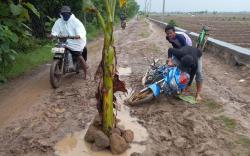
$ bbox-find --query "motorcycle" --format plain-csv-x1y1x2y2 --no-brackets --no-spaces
141,59,165,86
127,60,190,106
50,36,82,88
121,20,126,30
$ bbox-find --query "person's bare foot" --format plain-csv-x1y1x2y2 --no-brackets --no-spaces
196,94,202,101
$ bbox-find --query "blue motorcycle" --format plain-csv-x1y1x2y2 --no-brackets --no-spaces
128,63,190,106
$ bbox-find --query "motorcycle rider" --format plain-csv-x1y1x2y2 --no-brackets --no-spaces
120,12,126,29
167,46,203,101
49,6,88,79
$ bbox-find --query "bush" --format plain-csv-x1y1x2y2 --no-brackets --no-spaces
168,19,178,27
0,1,40,81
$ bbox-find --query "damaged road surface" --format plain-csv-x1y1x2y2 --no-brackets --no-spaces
0,18,250,156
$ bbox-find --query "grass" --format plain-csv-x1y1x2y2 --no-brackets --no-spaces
236,135,250,148
5,45,53,79
204,99,222,111
139,32,150,38
216,115,237,130
87,28,102,41
149,44,160,52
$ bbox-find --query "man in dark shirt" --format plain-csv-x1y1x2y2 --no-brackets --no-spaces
167,46,203,100
165,25,192,49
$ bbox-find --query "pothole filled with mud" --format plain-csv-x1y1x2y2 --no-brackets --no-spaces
118,67,132,76
54,89,148,156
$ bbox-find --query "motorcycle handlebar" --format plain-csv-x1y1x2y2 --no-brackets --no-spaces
54,36,77,39
48,35,79,40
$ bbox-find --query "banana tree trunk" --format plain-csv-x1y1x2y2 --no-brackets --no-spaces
102,24,115,134
93,1,116,135
87,0,125,135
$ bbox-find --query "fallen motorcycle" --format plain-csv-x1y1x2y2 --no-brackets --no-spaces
127,61,190,105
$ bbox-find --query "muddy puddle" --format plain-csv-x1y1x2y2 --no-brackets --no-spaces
118,67,132,76
55,88,148,156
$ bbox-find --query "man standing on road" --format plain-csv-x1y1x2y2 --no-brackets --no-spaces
165,25,192,48
167,46,203,101
50,6,88,79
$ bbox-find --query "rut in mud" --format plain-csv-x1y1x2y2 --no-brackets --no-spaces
0,18,250,156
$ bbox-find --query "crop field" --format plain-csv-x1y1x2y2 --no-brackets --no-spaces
152,13,250,48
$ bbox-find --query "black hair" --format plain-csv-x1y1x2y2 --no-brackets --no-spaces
180,55,194,68
165,25,175,32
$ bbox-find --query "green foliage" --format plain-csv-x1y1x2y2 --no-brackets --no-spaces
126,0,139,18
204,99,222,111
23,2,40,18
0,1,40,81
45,16,57,33
5,45,52,79
168,19,178,27
139,32,150,38
0,25,18,81
216,115,237,131
236,135,250,148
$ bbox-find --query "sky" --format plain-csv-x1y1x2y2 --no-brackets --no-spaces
135,0,250,12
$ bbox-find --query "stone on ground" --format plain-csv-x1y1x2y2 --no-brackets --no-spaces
84,125,98,143
122,129,134,143
110,133,128,154
94,130,110,148
111,128,122,136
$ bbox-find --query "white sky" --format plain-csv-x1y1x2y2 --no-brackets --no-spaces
136,0,250,12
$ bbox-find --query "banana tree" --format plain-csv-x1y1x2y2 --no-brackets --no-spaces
85,0,127,135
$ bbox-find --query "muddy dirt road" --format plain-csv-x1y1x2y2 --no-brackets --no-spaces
0,18,250,156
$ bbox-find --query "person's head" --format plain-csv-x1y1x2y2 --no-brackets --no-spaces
180,55,194,71
165,25,176,40
60,6,72,21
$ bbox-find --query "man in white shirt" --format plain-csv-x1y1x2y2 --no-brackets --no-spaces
50,6,88,79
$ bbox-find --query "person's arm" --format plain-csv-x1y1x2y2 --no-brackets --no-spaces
176,34,187,47
168,48,185,58
187,66,197,86
75,21,86,40
51,20,60,37
167,48,185,66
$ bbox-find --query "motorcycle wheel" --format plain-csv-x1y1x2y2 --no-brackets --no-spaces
127,89,154,106
50,59,63,88
121,22,126,30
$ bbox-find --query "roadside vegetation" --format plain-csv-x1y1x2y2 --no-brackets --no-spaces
0,0,139,83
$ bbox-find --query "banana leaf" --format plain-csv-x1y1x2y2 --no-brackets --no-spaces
178,95,197,104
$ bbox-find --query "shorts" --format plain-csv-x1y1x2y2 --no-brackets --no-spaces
67,47,87,61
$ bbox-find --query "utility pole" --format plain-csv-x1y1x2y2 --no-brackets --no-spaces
162,0,165,21
148,0,151,17
144,0,148,15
